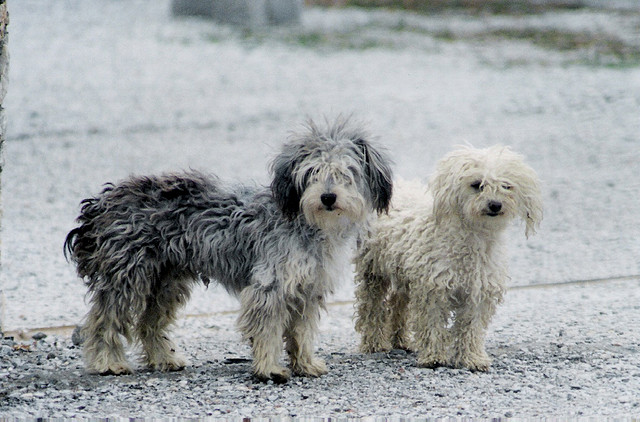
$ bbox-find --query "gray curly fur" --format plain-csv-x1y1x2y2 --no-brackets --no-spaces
64,118,393,382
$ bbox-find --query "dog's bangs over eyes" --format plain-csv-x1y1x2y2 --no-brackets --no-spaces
332,154,363,186
469,178,515,193
306,165,359,186
295,149,361,188
496,177,517,192
470,180,483,191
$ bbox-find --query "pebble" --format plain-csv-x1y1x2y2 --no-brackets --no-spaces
71,326,84,346
32,332,47,341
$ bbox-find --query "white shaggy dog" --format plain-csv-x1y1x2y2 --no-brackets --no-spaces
354,145,542,371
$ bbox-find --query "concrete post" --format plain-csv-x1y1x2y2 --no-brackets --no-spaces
0,0,8,334
171,0,213,17
172,0,303,27
211,0,270,27
266,0,303,25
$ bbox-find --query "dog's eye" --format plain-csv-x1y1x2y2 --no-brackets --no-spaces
502,184,512,190
470,181,483,191
304,169,317,184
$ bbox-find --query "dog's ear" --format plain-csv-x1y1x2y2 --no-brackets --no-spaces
270,145,305,219
354,138,393,214
429,167,456,224
429,154,461,225
515,166,543,238
497,148,543,238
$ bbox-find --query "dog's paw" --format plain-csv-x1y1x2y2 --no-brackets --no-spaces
292,357,328,378
359,340,393,354
417,352,448,369
391,339,414,353
148,355,189,372
464,358,492,372
254,367,291,384
453,354,491,372
95,362,134,376
468,362,491,372
416,359,447,369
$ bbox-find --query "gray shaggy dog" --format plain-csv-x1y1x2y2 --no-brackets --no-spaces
64,118,393,383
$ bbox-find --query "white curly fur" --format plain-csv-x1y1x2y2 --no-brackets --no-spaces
354,145,543,371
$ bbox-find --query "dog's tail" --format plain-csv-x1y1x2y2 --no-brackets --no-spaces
64,223,94,264
63,199,95,270
63,226,81,262
63,186,113,271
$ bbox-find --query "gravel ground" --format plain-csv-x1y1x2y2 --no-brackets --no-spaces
1,0,640,418
1,278,639,418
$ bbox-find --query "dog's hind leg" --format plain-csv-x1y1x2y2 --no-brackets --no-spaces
354,271,393,353
238,286,291,383
387,283,412,351
285,299,327,378
82,292,134,375
137,278,191,372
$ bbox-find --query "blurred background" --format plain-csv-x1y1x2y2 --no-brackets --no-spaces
1,0,639,332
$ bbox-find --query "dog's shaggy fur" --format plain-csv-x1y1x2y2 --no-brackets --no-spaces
64,118,392,382
354,145,542,371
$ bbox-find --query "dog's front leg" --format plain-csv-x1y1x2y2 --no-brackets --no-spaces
285,299,327,378
411,284,451,369
237,286,291,383
450,296,498,372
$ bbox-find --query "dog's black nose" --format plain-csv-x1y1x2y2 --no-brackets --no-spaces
321,193,337,207
488,200,502,213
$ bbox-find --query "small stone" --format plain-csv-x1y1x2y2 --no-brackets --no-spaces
32,332,47,341
72,326,85,346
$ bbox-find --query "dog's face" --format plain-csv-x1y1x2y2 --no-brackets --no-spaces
271,118,393,231
430,146,543,237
